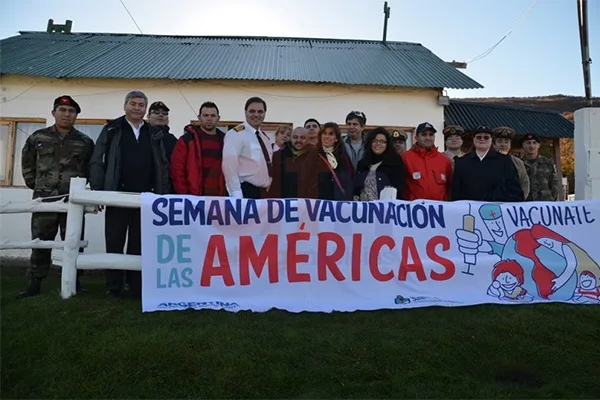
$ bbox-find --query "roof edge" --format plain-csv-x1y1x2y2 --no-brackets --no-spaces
450,99,567,115
14,30,424,46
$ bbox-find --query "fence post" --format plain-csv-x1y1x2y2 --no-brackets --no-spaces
61,177,87,299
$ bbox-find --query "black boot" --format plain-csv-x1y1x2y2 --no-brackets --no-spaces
16,277,42,299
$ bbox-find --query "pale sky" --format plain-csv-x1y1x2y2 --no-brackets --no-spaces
1,0,598,98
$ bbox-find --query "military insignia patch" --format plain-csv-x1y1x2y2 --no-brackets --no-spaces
234,124,245,132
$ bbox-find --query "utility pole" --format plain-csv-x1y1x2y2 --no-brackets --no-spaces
383,2,391,43
577,0,593,106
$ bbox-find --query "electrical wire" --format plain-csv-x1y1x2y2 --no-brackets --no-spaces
466,0,540,63
119,0,143,34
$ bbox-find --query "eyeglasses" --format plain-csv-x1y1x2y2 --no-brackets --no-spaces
150,110,168,116
474,135,491,141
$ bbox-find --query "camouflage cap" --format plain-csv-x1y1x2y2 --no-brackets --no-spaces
53,95,81,114
391,130,407,142
442,125,465,138
522,133,540,143
492,126,516,140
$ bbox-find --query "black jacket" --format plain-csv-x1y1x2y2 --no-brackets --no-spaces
452,150,524,202
89,116,171,194
353,155,405,200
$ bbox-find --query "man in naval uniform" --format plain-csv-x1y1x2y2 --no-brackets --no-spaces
222,96,273,199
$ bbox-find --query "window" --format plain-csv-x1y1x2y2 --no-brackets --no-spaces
74,119,109,143
190,120,293,143
0,118,46,187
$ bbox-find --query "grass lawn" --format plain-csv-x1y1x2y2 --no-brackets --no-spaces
2,265,599,399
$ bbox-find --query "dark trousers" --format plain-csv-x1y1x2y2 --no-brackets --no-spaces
241,182,263,199
105,206,141,295
30,211,85,280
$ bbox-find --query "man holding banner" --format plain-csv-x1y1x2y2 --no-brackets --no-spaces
222,97,273,199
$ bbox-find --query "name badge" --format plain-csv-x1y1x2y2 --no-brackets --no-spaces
413,172,421,180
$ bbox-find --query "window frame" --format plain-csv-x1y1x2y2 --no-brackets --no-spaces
73,118,110,143
0,117,47,187
190,120,293,131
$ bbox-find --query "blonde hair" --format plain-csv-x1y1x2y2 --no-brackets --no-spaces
275,125,292,137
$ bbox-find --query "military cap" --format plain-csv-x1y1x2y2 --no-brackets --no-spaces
416,122,437,134
53,95,81,114
443,125,465,138
492,126,516,139
391,130,407,142
473,125,493,134
149,101,170,113
522,133,540,143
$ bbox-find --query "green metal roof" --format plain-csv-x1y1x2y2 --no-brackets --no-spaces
445,100,574,138
0,32,482,89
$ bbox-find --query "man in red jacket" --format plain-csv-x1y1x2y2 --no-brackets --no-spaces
401,122,452,201
170,101,227,196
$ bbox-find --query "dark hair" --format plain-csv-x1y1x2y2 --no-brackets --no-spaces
244,96,267,112
304,118,320,128
318,122,349,171
345,111,366,126
362,127,394,165
199,101,219,116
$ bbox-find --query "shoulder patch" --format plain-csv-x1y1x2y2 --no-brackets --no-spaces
233,124,245,132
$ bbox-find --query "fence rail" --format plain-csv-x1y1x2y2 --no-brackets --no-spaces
0,178,141,299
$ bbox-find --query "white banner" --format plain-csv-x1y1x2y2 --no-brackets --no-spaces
141,194,600,312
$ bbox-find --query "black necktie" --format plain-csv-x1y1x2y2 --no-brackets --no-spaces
255,130,272,177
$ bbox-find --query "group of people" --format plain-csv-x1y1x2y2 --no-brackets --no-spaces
15,91,560,299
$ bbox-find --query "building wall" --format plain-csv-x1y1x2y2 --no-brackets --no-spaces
0,75,444,260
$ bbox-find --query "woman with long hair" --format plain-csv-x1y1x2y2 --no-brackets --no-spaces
309,122,354,200
353,127,405,201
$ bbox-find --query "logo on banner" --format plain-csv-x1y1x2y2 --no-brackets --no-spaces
455,203,600,304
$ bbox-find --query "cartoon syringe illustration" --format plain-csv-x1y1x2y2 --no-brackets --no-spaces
462,204,476,275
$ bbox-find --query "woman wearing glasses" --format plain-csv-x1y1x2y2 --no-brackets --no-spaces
451,126,524,202
353,127,404,201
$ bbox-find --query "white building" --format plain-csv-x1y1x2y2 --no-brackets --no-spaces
0,26,481,260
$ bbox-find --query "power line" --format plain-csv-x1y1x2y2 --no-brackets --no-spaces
466,0,540,63
119,0,143,34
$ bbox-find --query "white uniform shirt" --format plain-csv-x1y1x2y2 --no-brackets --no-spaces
222,120,273,198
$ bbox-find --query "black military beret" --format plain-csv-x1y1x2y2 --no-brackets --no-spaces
522,133,540,143
53,95,81,114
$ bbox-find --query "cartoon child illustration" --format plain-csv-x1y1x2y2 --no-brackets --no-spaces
487,260,532,302
573,271,600,303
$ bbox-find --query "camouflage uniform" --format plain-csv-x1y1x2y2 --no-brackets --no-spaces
522,155,559,201
21,125,94,280
510,155,530,200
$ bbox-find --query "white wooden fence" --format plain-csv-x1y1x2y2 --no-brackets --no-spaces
0,177,141,299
